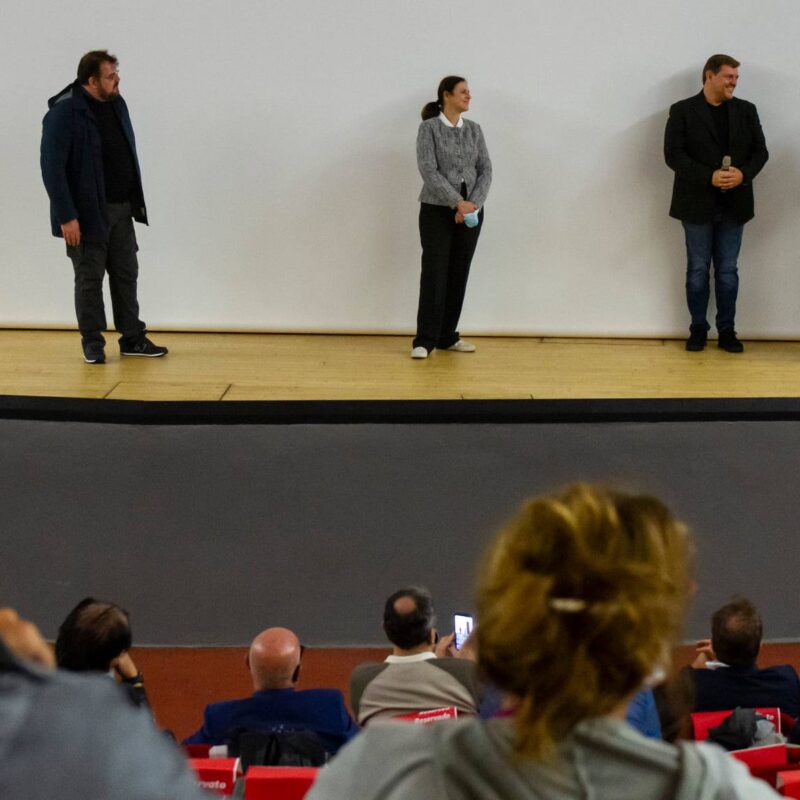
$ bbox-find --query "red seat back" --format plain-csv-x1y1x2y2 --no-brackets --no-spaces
188,757,240,796
245,766,319,800
777,768,800,797
691,707,782,740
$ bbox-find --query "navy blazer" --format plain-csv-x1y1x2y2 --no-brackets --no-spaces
182,688,359,755
664,91,768,225
691,663,800,718
41,81,147,242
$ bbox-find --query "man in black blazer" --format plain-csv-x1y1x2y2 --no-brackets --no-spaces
689,598,800,721
664,54,768,353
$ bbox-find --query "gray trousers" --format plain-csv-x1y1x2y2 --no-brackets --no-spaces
66,201,146,346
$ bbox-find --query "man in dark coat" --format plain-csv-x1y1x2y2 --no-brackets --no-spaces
690,597,800,736
664,54,768,353
183,627,358,757
41,50,168,364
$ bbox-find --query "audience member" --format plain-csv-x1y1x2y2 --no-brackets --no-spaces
0,608,209,800
309,485,779,799
690,597,800,718
183,627,357,756
349,587,480,724
56,596,148,707
626,688,662,739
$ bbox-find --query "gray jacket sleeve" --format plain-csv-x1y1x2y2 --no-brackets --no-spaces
416,123,464,208
468,123,492,208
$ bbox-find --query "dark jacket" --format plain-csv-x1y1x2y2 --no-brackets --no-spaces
40,81,147,242
182,687,359,756
691,663,800,718
664,91,768,225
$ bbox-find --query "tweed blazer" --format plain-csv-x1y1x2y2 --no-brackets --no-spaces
417,116,492,208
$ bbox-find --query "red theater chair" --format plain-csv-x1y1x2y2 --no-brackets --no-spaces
188,757,241,796
691,708,782,741
778,769,800,797
245,766,319,800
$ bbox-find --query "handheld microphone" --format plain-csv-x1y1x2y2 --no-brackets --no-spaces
721,155,731,193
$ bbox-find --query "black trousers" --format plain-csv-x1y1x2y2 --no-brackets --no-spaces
413,202,483,351
66,202,147,346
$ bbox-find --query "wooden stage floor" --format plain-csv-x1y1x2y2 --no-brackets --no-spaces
2,329,800,401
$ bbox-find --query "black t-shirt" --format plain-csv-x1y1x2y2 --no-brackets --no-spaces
84,91,137,204
706,100,733,213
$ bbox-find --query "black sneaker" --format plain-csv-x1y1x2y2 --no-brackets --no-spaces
685,328,707,352
83,342,106,364
120,337,169,358
718,330,744,353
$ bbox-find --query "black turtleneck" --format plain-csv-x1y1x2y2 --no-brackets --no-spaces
83,90,137,204
706,100,730,151
706,100,733,213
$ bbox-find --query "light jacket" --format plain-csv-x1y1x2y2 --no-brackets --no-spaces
417,116,492,208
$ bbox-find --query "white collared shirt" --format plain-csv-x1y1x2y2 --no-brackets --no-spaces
438,112,464,129
384,651,438,664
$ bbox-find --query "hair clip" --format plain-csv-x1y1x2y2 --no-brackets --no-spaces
548,598,587,613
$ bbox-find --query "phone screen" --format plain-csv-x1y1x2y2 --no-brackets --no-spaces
454,613,474,651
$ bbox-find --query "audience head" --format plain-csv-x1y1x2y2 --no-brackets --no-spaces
383,586,436,651
247,627,302,691
55,597,132,672
476,483,690,759
421,75,467,121
711,597,762,668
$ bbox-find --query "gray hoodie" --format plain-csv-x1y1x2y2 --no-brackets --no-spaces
307,716,780,800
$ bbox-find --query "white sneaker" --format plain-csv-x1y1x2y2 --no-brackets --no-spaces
411,346,429,359
447,340,476,353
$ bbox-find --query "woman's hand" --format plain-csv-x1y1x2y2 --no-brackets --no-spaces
455,211,465,223
457,200,477,215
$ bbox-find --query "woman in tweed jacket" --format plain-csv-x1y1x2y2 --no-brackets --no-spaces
411,76,492,359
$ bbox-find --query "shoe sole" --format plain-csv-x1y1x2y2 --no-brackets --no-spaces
120,351,167,357
83,357,105,364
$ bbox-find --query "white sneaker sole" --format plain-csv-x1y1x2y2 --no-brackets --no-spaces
120,351,167,357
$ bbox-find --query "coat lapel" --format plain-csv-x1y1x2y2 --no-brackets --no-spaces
691,91,721,145
727,98,740,154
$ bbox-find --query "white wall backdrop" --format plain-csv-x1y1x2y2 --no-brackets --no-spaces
3,0,799,336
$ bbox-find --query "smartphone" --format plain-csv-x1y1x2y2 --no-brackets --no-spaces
454,613,474,651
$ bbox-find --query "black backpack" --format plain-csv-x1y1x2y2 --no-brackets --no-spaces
225,728,328,769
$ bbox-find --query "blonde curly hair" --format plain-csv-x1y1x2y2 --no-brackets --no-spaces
476,483,691,759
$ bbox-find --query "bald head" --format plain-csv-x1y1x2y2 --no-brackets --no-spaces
248,627,301,691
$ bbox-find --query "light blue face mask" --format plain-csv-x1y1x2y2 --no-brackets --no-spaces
464,210,480,228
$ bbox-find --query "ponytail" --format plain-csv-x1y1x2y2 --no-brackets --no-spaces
421,101,440,121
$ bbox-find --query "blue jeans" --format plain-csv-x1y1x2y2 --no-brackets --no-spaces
682,215,744,333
